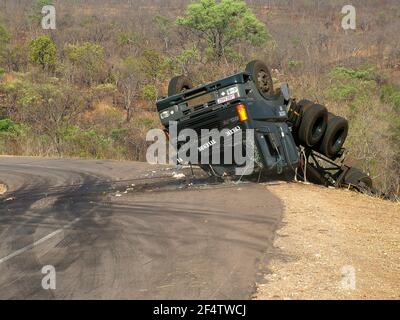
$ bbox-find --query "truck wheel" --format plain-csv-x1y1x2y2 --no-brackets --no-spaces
168,75,193,96
290,99,313,130
298,103,328,147
245,60,274,99
319,113,348,159
343,167,372,191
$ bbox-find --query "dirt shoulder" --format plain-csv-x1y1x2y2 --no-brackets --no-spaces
256,182,400,300
0,183,7,195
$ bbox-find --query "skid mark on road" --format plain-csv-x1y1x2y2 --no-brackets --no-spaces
0,217,81,266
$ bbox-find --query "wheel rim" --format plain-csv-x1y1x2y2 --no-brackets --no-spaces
257,70,271,93
181,86,190,92
311,116,324,140
332,128,345,150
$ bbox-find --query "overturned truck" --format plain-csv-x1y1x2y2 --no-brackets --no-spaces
156,60,373,193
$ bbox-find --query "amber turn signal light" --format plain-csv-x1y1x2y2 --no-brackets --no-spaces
236,104,248,122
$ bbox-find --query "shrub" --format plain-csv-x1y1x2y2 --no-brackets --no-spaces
142,84,157,102
111,128,129,141
0,118,17,132
288,60,303,69
381,84,400,111
64,42,106,85
29,35,57,70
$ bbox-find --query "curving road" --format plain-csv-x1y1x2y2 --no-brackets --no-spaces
0,156,282,299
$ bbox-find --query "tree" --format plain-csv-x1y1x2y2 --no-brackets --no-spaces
154,15,173,52
0,24,10,53
116,56,142,122
139,49,167,83
64,42,105,85
0,78,84,155
176,0,269,62
1,44,29,72
0,24,10,68
29,35,57,70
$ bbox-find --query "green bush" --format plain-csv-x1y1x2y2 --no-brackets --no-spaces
330,66,375,81
381,84,400,111
142,84,157,101
288,60,304,70
0,119,17,132
111,128,128,141
61,124,114,159
327,66,379,103
328,83,359,101
0,24,10,52
29,35,57,70
64,42,106,84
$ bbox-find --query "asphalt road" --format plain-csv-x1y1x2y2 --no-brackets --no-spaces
0,156,282,299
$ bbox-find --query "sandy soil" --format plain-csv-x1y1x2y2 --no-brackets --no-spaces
256,182,400,300
0,183,7,195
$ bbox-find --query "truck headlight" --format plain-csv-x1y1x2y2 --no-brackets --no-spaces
160,106,177,120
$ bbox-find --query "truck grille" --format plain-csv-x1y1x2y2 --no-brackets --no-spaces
179,110,221,132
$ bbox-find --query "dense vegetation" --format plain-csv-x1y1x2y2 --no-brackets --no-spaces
0,0,399,195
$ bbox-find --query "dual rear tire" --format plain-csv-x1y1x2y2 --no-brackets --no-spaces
297,100,327,148
319,113,348,159
295,100,348,159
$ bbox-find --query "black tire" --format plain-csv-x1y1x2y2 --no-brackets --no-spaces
168,75,193,96
343,167,372,191
298,103,328,147
290,99,313,130
319,113,348,159
245,60,274,99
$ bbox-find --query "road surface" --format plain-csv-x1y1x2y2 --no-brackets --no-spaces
0,156,282,299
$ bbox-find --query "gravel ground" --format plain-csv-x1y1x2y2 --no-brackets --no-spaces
255,182,400,300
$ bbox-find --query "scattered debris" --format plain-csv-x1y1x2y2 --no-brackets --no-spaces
173,173,186,179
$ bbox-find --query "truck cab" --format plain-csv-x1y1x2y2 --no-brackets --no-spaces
156,60,299,176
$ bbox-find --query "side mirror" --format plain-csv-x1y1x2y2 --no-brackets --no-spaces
280,83,290,101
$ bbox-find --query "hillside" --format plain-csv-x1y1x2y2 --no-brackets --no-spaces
0,0,399,195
